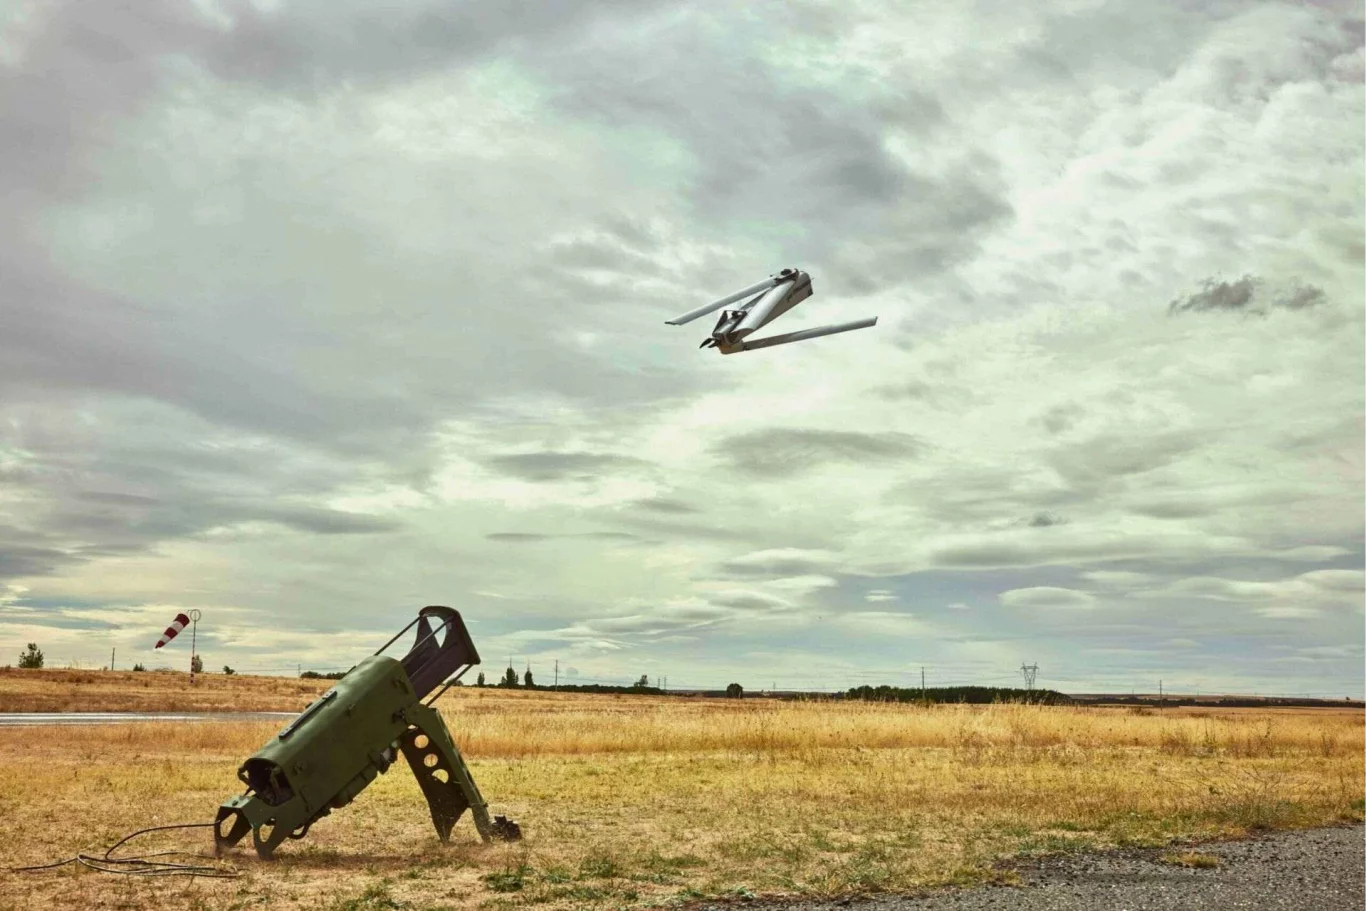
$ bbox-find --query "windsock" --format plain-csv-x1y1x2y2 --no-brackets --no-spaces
155,612,191,649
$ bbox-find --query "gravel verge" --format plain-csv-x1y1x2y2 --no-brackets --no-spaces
730,824,1364,911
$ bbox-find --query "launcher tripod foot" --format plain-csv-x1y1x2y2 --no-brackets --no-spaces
400,703,522,843
489,815,523,841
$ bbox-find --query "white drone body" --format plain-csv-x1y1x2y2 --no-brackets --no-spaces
665,268,877,354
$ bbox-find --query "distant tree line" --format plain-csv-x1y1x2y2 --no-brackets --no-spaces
845,685,1072,705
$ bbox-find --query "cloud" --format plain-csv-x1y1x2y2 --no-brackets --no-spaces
485,531,642,543
709,590,792,612
1300,569,1365,592
1080,571,1154,587
835,610,922,635
1256,606,1320,619
999,587,1097,609
1169,275,1260,313
712,429,920,477
719,549,839,579
0,543,78,581
486,533,552,543
483,451,652,482
1169,274,1330,315
628,497,699,515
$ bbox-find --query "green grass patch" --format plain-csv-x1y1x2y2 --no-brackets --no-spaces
483,865,533,893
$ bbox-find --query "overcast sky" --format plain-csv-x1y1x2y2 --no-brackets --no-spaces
1,0,1362,696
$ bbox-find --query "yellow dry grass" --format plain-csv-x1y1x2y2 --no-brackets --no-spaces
0,668,331,714
0,685,1360,911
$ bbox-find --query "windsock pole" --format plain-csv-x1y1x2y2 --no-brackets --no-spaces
189,609,202,684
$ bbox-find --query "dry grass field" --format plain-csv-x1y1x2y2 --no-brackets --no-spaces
0,675,1361,911
0,667,332,713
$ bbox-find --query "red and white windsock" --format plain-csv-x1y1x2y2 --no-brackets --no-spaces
155,612,192,649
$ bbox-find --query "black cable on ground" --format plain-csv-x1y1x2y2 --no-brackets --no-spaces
7,822,239,879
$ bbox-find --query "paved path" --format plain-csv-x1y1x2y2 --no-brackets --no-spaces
742,825,1364,911
0,711,295,726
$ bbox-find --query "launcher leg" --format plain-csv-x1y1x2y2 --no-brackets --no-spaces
400,703,522,843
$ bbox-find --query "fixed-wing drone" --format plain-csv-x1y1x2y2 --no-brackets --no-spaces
666,268,877,354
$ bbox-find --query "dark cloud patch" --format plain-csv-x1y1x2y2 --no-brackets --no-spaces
1169,275,1259,313
629,497,700,515
486,531,642,543
1037,404,1085,436
1132,500,1213,520
710,592,788,612
719,553,834,579
1028,512,1065,527
713,429,920,478
263,508,400,535
1276,284,1327,310
75,491,161,507
487,533,552,543
874,380,935,401
928,534,1173,569
1169,275,1328,315
930,541,1038,568
0,543,76,580
484,451,652,483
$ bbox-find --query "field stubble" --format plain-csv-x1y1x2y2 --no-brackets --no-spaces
0,684,1360,911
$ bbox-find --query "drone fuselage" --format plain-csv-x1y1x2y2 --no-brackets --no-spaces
668,267,877,354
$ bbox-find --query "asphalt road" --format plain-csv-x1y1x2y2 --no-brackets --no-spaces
740,825,1364,911
0,712,296,726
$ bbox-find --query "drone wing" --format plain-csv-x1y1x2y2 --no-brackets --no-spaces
718,317,878,354
665,273,790,326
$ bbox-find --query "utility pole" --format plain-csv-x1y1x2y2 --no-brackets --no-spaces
554,659,559,691
1159,679,1164,709
1020,663,1039,694
110,647,115,672
921,666,926,700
